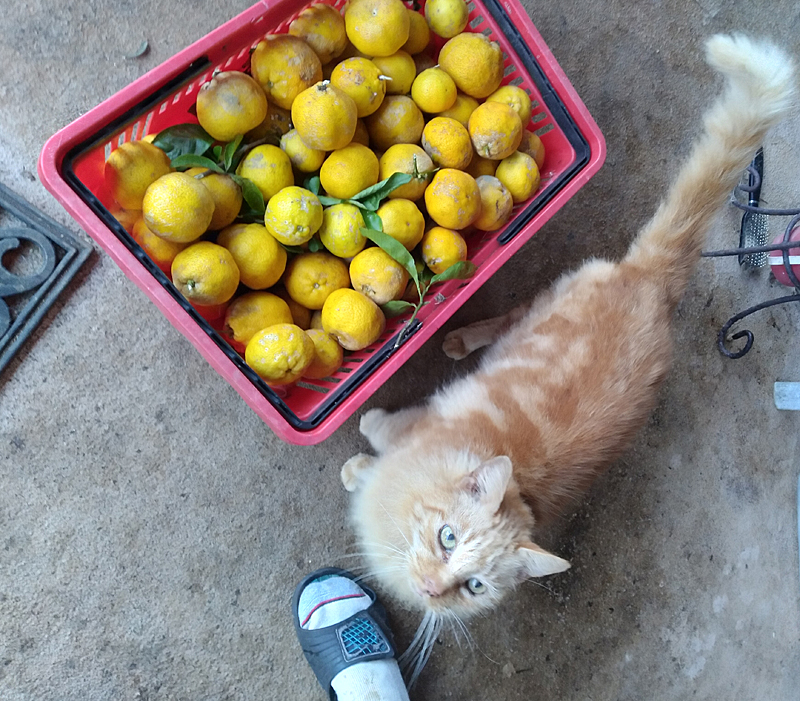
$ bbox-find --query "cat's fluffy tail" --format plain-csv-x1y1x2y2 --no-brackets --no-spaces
625,34,796,304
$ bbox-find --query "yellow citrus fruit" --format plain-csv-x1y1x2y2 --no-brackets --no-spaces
109,205,141,233
321,288,386,351
379,144,434,201
421,116,473,170
320,143,379,200
424,0,469,39
438,33,504,98
466,155,498,179
403,9,431,54
438,92,480,128
303,329,344,379
131,217,187,274
344,0,410,57
142,172,215,243
473,175,513,231
185,168,243,231
421,226,467,274
171,241,240,305
336,41,371,63
292,81,358,151
349,247,410,305
495,151,541,203
424,168,482,230
376,198,425,250
486,85,532,125
236,144,294,201
331,57,387,118
309,310,324,329
365,95,424,151
413,52,437,75
351,119,370,147
289,4,348,64
246,104,293,142
284,251,351,310
263,186,323,246
518,130,546,169
468,101,523,160
250,35,323,110
217,222,287,289
245,323,316,385
272,286,313,330
411,67,457,114
195,71,268,143
223,291,293,348
105,141,172,210
371,51,417,95
280,129,327,173
319,203,367,258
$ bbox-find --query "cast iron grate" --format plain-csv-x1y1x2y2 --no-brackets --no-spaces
0,181,91,373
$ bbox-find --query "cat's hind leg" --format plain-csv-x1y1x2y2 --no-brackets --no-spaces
360,406,427,453
442,306,528,359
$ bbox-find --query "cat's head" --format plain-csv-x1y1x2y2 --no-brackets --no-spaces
354,452,570,619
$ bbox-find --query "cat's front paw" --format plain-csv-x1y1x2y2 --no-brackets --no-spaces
359,408,388,442
442,330,469,360
341,453,375,492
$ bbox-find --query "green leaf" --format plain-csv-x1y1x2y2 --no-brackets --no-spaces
351,172,414,210
308,237,324,253
361,227,419,285
429,261,477,285
153,123,215,160
280,244,305,254
212,145,223,161
171,154,225,172
318,195,343,206
304,175,321,195
381,300,416,317
363,210,383,232
230,175,265,215
223,135,244,171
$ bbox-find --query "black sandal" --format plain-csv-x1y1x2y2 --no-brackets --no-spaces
292,567,398,700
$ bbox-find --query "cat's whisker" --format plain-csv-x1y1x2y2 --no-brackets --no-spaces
378,501,413,550
449,611,475,651
524,578,556,596
398,612,430,668
353,566,407,584
407,612,441,689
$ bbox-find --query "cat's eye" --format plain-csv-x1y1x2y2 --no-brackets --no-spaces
439,525,456,551
466,578,486,595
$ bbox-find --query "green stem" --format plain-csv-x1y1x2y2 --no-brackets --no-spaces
394,281,429,348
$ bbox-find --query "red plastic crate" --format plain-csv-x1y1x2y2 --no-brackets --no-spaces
38,0,605,445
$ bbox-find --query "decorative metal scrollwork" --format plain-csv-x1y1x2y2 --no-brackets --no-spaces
0,181,90,373
701,164,800,359
0,228,57,337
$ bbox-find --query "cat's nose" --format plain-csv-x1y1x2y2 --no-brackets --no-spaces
422,575,444,598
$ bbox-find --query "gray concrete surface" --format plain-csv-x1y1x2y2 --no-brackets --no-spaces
2,1,799,699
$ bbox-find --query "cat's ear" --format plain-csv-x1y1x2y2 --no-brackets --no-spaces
515,541,571,581
461,456,513,513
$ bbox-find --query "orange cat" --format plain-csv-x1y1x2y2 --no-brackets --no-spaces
341,34,795,675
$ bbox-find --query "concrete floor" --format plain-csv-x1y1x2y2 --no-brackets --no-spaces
2,0,799,699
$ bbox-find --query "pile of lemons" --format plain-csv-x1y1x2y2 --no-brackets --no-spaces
104,0,545,387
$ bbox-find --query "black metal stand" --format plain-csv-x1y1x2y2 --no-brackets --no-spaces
701,167,800,359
